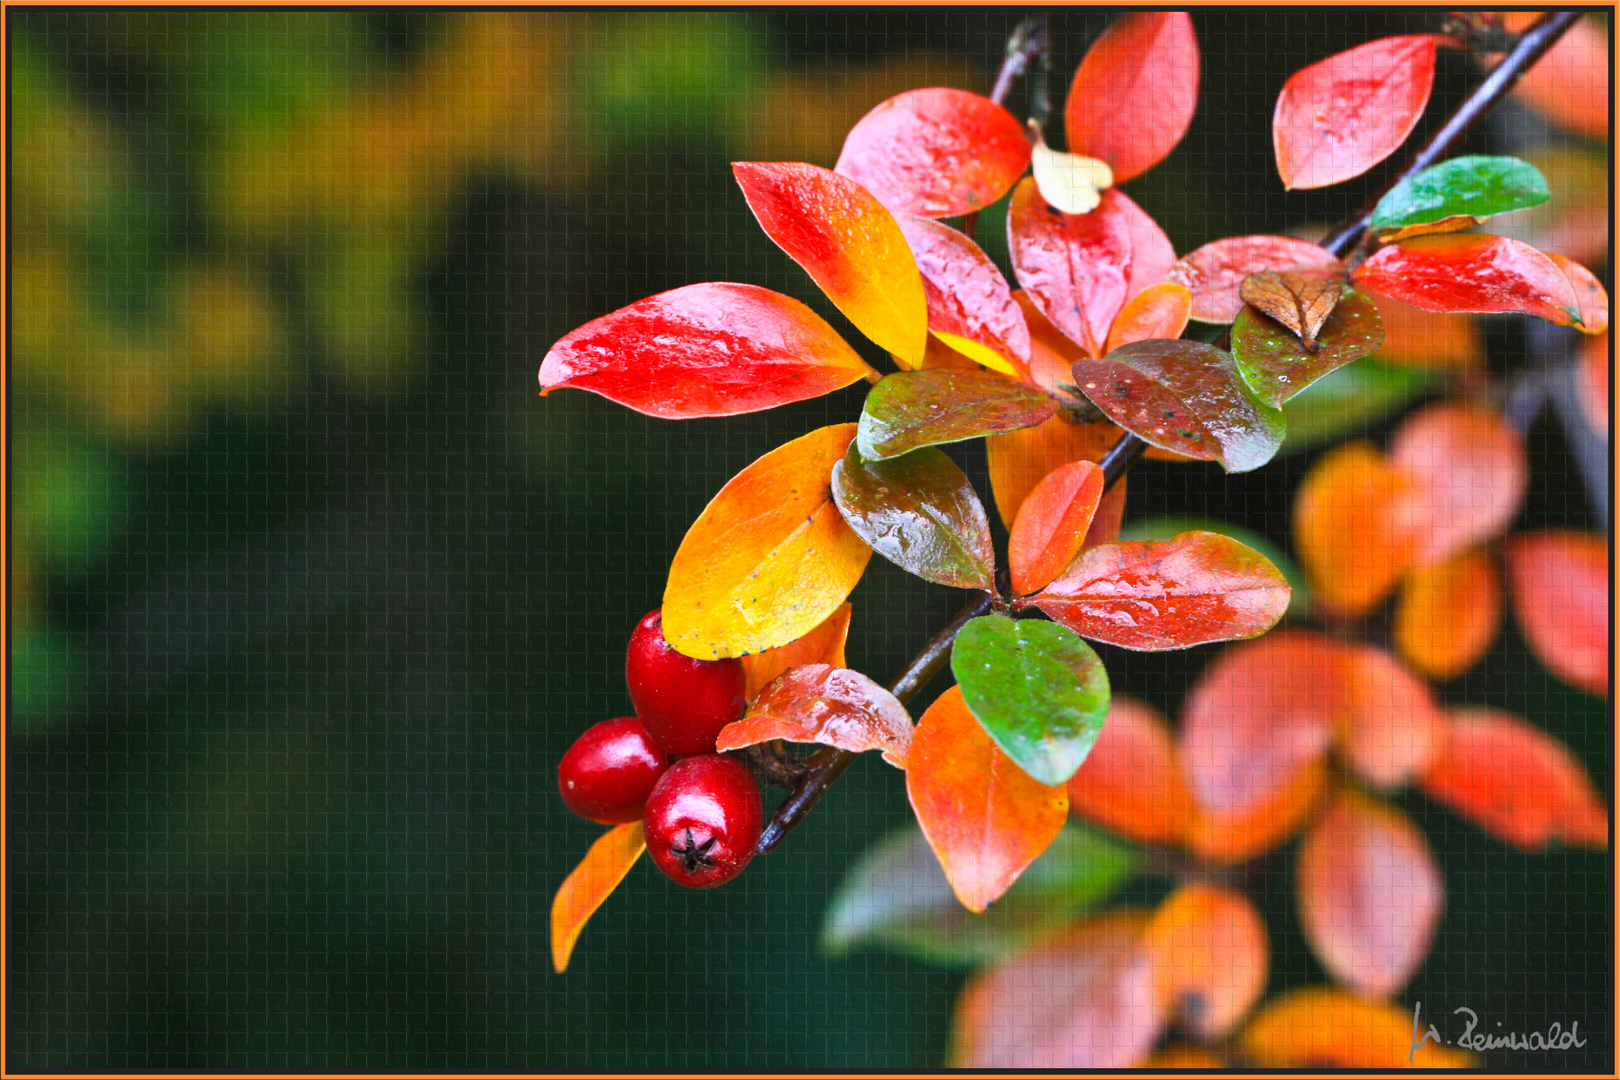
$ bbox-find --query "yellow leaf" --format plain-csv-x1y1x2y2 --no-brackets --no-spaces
551,821,645,973
664,425,873,659
740,601,851,700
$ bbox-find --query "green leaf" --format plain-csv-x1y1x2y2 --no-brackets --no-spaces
1231,289,1384,408
856,369,1057,461
831,445,996,591
1280,360,1437,454
1118,515,1311,618
1370,155,1549,239
950,614,1110,785
1073,339,1285,472
820,822,1135,967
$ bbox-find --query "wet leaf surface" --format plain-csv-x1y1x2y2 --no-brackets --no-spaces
719,663,911,766
831,444,995,591
1352,233,1582,326
1371,154,1549,241
1169,235,1342,324
1231,287,1384,408
856,368,1055,461
897,214,1031,373
1007,459,1104,597
1065,12,1199,183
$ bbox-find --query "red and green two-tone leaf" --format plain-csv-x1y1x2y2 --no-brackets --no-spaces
539,283,878,418
1505,530,1609,697
1549,253,1610,334
664,424,872,659
1169,236,1342,324
1389,401,1526,568
1021,531,1290,651
1240,988,1475,1068
1144,884,1269,1040
951,613,1112,786
1104,282,1193,355
1335,642,1445,790
1065,12,1200,183
1231,288,1384,408
1370,155,1550,241
906,684,1070,914
1067,696,1197,847
551,822,645,973
1180,630,1342,813
1293,441,1421,616
1008,459,1104,597
1273,35,1444,190
1009,179,1176,358
1297,788,1443,999
1393,550,1501,681
948,912,1165,1068
898,214,1031,374
1421,707,1608,850
740,601,851,700
1352,233,1583,327
733,161,928,365
836,87,1031,219
831,445,996,591
855,369,1055,461
1072,340,1284,472
718,663,912,767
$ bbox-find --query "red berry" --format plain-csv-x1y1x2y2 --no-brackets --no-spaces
557,717,670,824
643,754,763,889
625,608,748,757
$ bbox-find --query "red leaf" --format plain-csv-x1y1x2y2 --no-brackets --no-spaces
719,663,912,767
1066,697,1196,847
1168,236,1342,324
551,822,645,972
733,161,928,365
949,912,1164,1068
1186,759,1329,865
539,283,877,418
740,601,851,700
1388,401,1527,568
1064,12,1200,183
1549,253,1610,334
1336,642,1445,790
1353,233,1582,326
1393,551,1502,681
1180,630,1342,813
1009,179,1174,358
897,215,1031,372
906,685,1069,913
1580,332,1609,430
1022,531,1290,650
1273,35,1443,190
986,414,1123,529
1297,788,1443,998
1104,282,1193,356
1144,884,1269,1039
1008,460,1104,598
836,87,1031,219
1085,477,1128,548
1505,530,1609,696
1421,707,1609,850
1506,14,1610,141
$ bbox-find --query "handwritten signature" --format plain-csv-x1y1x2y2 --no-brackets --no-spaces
1411,1002,1586,1061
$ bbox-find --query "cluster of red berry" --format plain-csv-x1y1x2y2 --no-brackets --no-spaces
557,609,763,888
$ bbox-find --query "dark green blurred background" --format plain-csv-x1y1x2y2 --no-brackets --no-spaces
9,9,1610,1069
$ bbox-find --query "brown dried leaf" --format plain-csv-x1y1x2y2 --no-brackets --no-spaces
1239,270,1342,346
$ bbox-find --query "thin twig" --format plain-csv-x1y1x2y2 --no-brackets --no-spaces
963,16,1049,241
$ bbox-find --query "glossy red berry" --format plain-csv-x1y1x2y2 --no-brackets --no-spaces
557,717,671,825
625,608,748,757
643,754,763,889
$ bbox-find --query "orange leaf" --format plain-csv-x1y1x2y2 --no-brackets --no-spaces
1064,12,1199,183
663,424,872,659
1104,281,1193,355
1337,642,1446,789
1168,235,1342,324
986,414,1122,529
1369,292,1484,368
718,663,912,767
1549,253,1609,334
906,684,1068,913
1144,883,1269,1039
1507,14,1609,141
1579,332,1609,431
740,601,851,700
551,822,645,973
1421,707,1609,850
1273,35,1443,190
1012,290,1083,393
1008,460,1104,597
1143,1045,1225,1068
1293,440,1421,616
904,332,984,375
1186,758,1329,865
1239,270,1342,346
733,161,927,366
1505,530,1608,696
1390,402,1526,569
949,911,1164,1068
1180,629,1344,814
1297,788,1443,998
1353,233,1583,326
1394,550,1502,680
1084,476,1127,547
1240,987,1476,1067
1066,696,1196,847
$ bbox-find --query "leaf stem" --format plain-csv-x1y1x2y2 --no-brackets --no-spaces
963,16,1050,241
